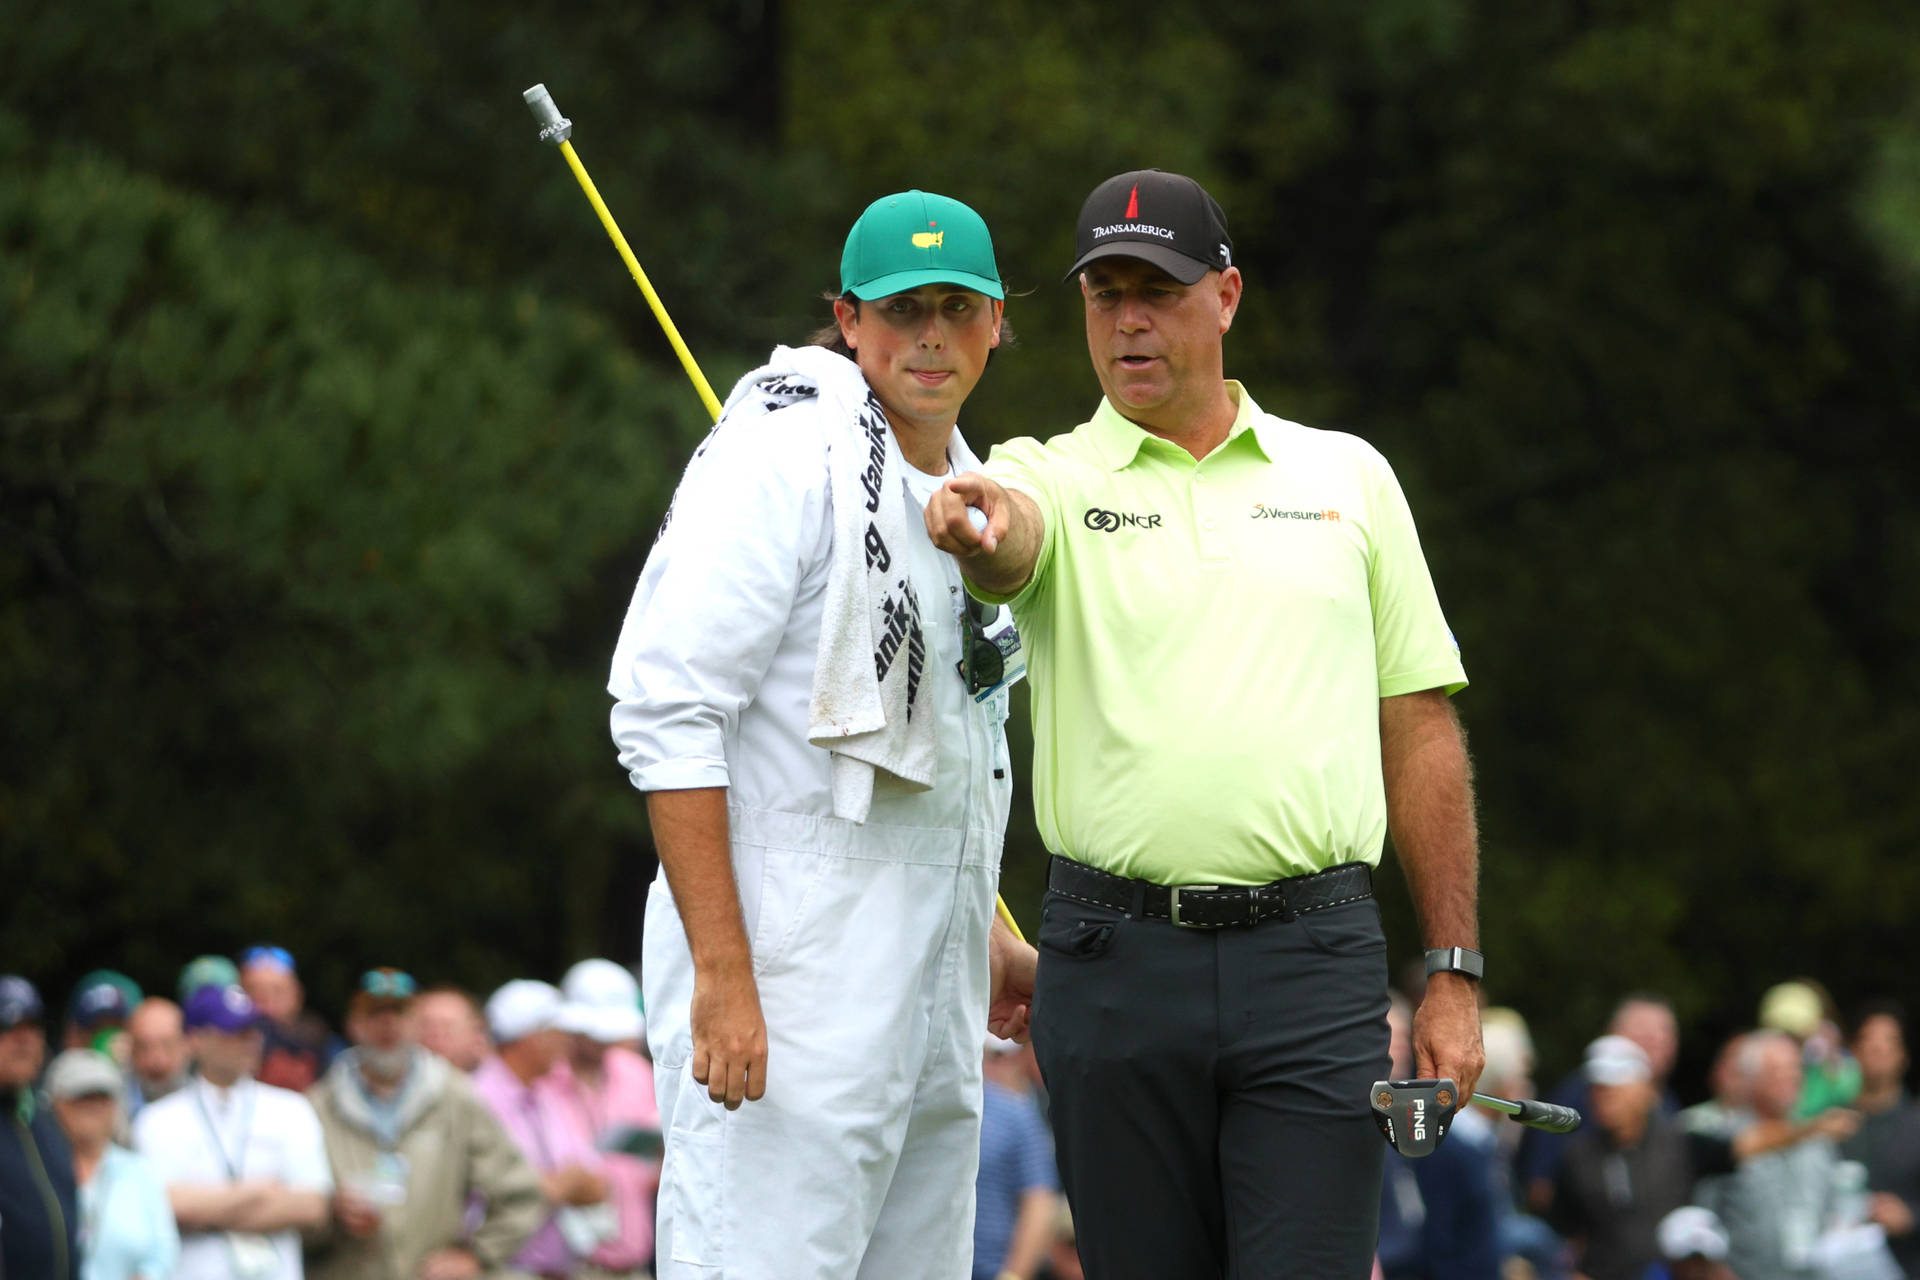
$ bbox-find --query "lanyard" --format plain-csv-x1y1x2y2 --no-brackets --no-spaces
192,1081,256,1182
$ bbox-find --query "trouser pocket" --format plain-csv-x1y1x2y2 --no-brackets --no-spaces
660,1081,726,1267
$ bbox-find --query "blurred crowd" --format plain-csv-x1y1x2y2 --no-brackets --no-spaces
1376,977,1920,1280
5,954,1917,1280
1,950,659,1280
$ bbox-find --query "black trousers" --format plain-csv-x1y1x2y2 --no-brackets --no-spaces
1030,882,1391,1280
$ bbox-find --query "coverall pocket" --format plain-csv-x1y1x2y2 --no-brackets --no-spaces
660,1107,726,1266
746,847,830,976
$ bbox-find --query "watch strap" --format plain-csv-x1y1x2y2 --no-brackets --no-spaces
1425,946,1484,981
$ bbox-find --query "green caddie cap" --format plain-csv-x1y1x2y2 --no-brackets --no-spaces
840,190,1004,301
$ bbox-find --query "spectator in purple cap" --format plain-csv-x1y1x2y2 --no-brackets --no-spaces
2,974,81,1280
133,983,332,1280
239,946,343,1094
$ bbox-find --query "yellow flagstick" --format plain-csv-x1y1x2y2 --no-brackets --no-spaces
523,84,1026,945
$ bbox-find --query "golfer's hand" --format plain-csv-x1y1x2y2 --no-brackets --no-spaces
691,961,768,1109
926,472,1007,556
988,925,1037,1043
1413,974,1484,1101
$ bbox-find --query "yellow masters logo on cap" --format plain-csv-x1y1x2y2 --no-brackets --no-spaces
912,230,943,248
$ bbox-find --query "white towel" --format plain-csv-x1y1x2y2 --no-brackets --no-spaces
715,345,938,822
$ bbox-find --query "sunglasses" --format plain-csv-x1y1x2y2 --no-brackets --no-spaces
958,598,1005,697
359,970,417,1000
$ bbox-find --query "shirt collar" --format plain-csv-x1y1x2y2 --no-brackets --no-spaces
1081,380,1269,471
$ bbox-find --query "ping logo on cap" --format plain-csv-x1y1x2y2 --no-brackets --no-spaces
912,230,943,248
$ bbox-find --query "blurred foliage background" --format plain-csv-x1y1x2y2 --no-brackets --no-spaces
6,0,1920,1086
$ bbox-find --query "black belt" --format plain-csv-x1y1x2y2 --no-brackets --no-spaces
1047,856,1373,929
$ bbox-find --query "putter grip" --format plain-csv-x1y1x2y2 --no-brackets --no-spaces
1514,1099,1582,1133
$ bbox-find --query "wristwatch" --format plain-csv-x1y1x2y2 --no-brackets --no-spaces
1424,947,1484,981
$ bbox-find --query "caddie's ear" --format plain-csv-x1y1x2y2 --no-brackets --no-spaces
990,298,1004,347
833,295,861,351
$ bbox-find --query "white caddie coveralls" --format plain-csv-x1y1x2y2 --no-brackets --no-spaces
609,370,1015,1279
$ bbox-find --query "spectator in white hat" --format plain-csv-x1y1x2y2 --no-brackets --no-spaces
473,980,610,1277
1650,1206,1735,1280
540,960,660,1278
1556,1033,1859,1280
45,1048,180,1280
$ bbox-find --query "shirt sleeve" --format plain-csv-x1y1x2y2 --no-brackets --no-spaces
976,436,1062,610
279,1092,336,1194
1363,445,1468,698
608,409,830,791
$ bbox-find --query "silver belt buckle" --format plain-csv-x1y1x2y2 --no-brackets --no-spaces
1168,884,1221,928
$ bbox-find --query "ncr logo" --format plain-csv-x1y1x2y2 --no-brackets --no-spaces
1084,507,1162,532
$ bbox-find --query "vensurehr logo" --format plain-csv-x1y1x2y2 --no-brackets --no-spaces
1252,503,1340,522
1084,507,1162,532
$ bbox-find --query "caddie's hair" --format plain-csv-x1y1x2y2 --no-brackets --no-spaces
807,290,1016,363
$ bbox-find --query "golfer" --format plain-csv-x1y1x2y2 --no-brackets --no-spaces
609,190,1038,1278
926,169,1485,1277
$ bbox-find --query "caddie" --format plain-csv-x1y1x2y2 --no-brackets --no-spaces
609,190,1039,1278
926,168,1485,1277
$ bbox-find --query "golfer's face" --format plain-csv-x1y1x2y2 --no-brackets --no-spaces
841,285,1001,434
1081,258,1239,429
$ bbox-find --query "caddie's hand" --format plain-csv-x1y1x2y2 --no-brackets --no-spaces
690,960,768,1110
988,925,1037,1044
1413,974,1484,1102
926,472,1009,556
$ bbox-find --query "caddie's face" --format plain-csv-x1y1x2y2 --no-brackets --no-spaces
837,285,1002,437
1081,258,1241,431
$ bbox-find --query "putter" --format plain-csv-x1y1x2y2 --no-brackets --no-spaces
522,82,1024,942
1371,1078,1582,1157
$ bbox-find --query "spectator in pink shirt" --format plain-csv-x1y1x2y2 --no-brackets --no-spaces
544,960,660,1279
472,980,613,1278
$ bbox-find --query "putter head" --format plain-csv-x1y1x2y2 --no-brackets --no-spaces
1370,1078,1459,1158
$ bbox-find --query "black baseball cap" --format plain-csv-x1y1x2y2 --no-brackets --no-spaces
1063,169,1234,285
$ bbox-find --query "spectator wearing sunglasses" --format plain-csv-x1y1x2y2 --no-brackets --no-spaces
308,969,543,1280
239,946,343,1094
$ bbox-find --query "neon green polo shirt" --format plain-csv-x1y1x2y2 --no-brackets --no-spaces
980,383,1466,886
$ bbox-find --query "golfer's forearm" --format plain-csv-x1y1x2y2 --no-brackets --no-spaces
962,489,1045,598
1380,690,1479,948
647,787,752,972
